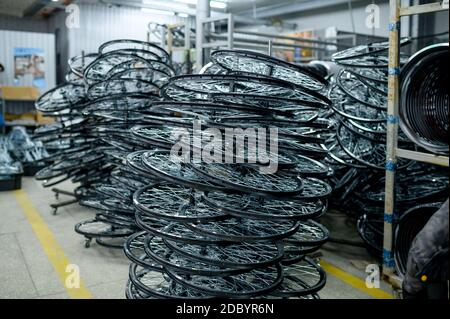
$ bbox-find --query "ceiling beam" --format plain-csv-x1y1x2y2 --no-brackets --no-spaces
239,0,371,19
23,0,54,17
100,0,297,29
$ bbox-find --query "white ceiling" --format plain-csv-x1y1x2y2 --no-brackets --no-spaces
0,0,302,19
82,0,298,15
221,0,297,13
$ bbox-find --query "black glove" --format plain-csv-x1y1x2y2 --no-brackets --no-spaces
402,287,427,300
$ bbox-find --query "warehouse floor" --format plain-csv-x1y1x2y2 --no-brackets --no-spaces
0,177,394,299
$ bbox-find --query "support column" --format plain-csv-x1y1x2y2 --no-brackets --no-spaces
195,0,210,73
383,0,401,277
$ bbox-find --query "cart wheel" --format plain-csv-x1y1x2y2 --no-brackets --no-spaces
52,208,58,215
84,238,92,248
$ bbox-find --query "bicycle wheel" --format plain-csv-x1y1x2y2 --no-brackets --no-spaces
144,235,249,276
336,70,387,110
141,150,226,192
165,263,283,298
211,49,328,91
99,39,171,64
210,92,329,111
84,52,165,85
75,220,135,238
186,218,299,243
109,67,170,88
189,162,304,198
124,231,164,271
133,184,229,222
36,84,86,113
87,79,160,99
165,240,283,269
283,220,329,247
271,257,326,297
68,52,99,78
135,212,229,245
202,191,325,221
129,264,213,299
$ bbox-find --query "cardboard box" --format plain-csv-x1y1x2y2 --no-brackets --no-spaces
0,86,40,101
36,111,55,125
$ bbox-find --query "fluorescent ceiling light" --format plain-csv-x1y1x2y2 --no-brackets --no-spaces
210,1,227,9
178,13,189,17
142,0,175,5
141,8,175,15
174,0,197,4
174,0,227,9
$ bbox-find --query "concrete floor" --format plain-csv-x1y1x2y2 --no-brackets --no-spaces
0,177,394,299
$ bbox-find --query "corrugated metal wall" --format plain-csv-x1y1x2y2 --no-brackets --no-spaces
68,3,187,57
0,30,56,93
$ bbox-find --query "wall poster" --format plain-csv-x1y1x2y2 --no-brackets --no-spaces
13,47,46,89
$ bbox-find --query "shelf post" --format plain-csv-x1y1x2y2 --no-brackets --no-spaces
383,0,401,278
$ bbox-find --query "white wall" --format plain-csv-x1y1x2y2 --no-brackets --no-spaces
67,3,187,58
0,30,56,93
283,1,392,38
243,0,421,39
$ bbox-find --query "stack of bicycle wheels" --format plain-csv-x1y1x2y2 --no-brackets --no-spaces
327,41,449,258
33,77,103,190
326,41,408,255
34,40,175,248
327,40,415,171
71,40,175,248
124,50,334,299
34,52,120,198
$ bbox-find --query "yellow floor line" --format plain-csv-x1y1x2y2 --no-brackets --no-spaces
321,260,393,299
13,189,92,299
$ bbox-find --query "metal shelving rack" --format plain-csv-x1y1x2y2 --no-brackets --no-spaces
196,13,356,72
0,86,41,134
383,0,449,289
